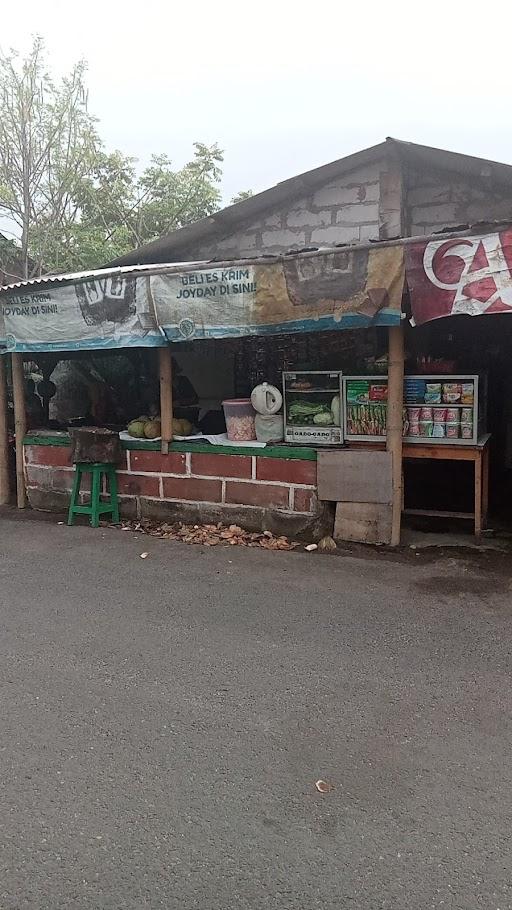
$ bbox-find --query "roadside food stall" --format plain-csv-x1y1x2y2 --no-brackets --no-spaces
0,245,406,543
0,226,509,544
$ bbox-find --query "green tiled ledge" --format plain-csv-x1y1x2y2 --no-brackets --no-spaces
23,432,318,461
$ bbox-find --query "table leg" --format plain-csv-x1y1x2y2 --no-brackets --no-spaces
474,452,482,538
482,445,489,529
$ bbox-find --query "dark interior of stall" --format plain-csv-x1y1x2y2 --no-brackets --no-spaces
404,313,512,528
13,312,512,532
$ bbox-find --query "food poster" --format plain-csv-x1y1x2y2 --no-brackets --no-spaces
345,379,389,438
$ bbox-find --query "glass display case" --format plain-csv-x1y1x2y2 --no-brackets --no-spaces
282,371,343,445
343,375,485,445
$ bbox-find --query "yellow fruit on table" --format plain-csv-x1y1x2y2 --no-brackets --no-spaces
127,420,146,438
144,419,161,439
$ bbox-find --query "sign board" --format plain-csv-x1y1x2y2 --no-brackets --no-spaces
0,245,404,353
406,228,512,325
151,246,404,342
0,275,162,352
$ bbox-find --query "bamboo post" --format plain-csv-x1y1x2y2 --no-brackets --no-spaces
387,324,405,546
0,356,10,505
11,352,27,509
159,347,173,455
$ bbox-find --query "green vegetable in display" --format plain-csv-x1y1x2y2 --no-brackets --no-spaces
313,411,334,426
288,401,328,418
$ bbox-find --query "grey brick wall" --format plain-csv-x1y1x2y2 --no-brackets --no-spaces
406,168,512,235
181,159,399,260
173,157,512,263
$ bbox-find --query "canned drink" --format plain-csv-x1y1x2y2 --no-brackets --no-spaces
446,422,460,438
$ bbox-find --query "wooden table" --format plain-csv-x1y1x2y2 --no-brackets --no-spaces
347,435,491,537
402,434,491,537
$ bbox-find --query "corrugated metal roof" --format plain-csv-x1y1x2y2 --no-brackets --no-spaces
4,222,512,299
106,138,512,268
0,260,209,295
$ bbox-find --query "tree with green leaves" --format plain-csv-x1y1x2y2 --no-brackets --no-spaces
0,39,248,278
69,142,224,270
0,37,99,279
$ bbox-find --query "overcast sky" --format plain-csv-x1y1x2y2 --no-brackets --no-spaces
3,0,512,205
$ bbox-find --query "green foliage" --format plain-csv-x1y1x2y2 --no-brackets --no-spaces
0,39,250,276
0,37,100,278
231,189,253,204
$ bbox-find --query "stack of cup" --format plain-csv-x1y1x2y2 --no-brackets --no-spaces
432,407,447,438
419,406,433,437
445,407,460,438
461,407,473,439
407,406,421,436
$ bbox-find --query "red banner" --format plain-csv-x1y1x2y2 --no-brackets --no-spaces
406,228,512,325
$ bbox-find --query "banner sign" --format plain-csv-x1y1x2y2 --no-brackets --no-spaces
151,245,404,342
406,228,512,325
0,246,404,352
0,275,162,352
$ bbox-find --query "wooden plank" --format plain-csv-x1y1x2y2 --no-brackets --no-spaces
403,508,474,520
318,449,392,503
482,444,489,528
474,450,482,537
159,347,173,455
403,445,477,462
0,356,10,505
387,325,405,545
11,353,27,509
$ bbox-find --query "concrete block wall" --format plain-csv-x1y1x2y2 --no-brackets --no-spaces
405,168,512,235
23,445,327,537
186,159,401,259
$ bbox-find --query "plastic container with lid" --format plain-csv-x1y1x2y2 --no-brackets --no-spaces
222,398,256,441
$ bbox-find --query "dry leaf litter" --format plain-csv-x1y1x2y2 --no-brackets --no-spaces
111,519,301,551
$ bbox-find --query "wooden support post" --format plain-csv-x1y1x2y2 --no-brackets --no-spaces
0,356,10,505
11,352,27,509
386,324,405,546
159,347,173,455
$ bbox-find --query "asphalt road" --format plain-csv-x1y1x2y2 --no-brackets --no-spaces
1,515,512,909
